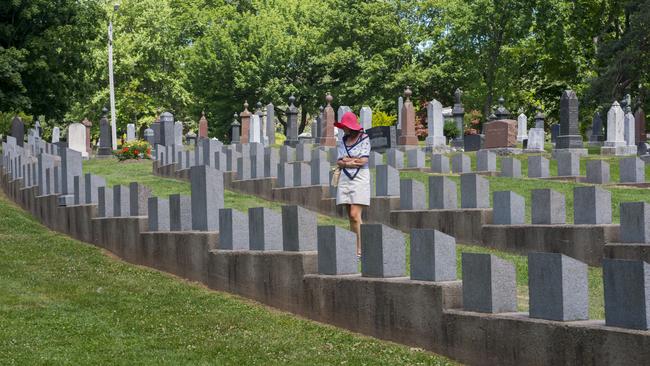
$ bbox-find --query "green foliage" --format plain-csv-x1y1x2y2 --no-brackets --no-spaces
113,140,151,161
371,110,396,127
443,121,460,139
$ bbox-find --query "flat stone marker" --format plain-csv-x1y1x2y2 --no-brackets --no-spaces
248,207,282,251
528,252,588,321
528,156,549,178
603,258,650,330
492,191,525,225
451,154,471,173
317,226,358,275
429,176,457,209
500,157,521,178
361,224,406,278
375,164,400,197
169,194,192,231
399,179,426,210
462,253,517,313
431,154,450,174
218,208,249,250
282,205,317,251
113,185,130,217
410,229,456,281
585,160,610,184
148,197,170,231
476,150,497,172
620,202,650,243
460,173,490,208
619,157,645,183
573,186,612,224
556,152,580,177
531,189,566,225
386,148,404,169
407,148,424,168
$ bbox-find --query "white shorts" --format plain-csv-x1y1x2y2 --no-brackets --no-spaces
336,168,370,206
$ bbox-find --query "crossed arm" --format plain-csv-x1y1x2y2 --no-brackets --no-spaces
337,157,368,168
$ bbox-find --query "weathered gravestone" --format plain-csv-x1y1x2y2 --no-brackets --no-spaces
68,122,88,158
126,123,136,142
52,127,60,143
555,90,584,150
483,120,517,149
359,106,372,131
198,111,209,139
426,99,446,148
97,111,113,156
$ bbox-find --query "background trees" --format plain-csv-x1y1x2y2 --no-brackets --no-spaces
0,0,646,139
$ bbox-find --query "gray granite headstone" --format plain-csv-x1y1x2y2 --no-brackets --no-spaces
603,258,650,330
278,163,294,188
573,186,611,224
620,202,650,243
407,149,424,168
84,174,106,204
431,154,450,174
310,158,330,186
280,145,296,163
460,173,490,208
190,165,224,231
410,229,456,281
386,148,404,169
264,147,279,178
429,176,457,209
368,151,383,168
585,160,610,184
528,252,588,321
317,226,358,275
476,150,497,172
73,176,85,205
451,154,471,173
282,205,317,251
293,162,311,187
237,157,252,181
462,253,517,313
218,208,249,250
556,90,583,149
619,157,645,183
129,182,151,216
375,164,400,197
556,152,580,177
500,157,521,178
169,194,192,231
360,224,406,278
527,156,550,178
248,207,283,251
492,191,525,225
531,189,566,225
97,186,113,217
147,197,170,231
113,185,130,217
399,179,426,210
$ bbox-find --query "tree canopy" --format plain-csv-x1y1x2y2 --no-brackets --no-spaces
0,0,647,138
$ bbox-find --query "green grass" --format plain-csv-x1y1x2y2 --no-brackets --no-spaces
84,158,607,318
0,191,456,365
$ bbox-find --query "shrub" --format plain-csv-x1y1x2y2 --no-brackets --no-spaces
113,140,152,161
372,110,397,127
444,121,460,139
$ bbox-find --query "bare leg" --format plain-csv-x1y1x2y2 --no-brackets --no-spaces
348,204,363,256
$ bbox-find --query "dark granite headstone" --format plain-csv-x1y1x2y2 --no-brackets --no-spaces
483,120,517,148
463,134,483,152
556,90,583,148
551,124,560,143
636,107,646,144
97,109,113,156
590,112,604,142
638,142,649,156
151,122,161,145
11,116,24,147
159,112,174,146
367,126,397,152
284,95,299,147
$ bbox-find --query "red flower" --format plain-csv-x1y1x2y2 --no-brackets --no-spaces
134,149,140,155
122,147,129,153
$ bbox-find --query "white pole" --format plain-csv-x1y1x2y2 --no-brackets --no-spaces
108,20,118,150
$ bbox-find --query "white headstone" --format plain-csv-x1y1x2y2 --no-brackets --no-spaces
426,99,446,147
624,111,636,147
52,127,60,143
126,123,136,142
68,123,88,158
527,128,545,151
517,113,528,142
174,122,183,145
337,106,352,140
249,114,261,143
604,101,626,147
360,106,372,130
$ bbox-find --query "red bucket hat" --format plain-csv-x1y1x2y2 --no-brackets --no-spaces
334,111,363,131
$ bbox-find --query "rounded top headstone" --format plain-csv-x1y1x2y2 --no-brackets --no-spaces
404,86,412,100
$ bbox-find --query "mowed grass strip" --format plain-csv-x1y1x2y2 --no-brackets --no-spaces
0,192,456,365
84,158,607,317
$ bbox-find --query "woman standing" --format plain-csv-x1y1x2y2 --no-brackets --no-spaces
335,112,371,257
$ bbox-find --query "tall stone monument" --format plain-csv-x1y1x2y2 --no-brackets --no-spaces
602,101,635,155
97,108,113,156
266,103,275,145
198,111,209,140
452,88,465,147
398,86,418,146
52,127,60,143
319,93,337,147
622,95,637,153
11,116,24,147
588,111,604,145
494,97,511,120
426,99,446,148
284,95,299,147
82,118,93,155
517,113,528,142
239,101,251,144
230,113,241,144
555,90,586,155
635,104,647,145
159,112,175,147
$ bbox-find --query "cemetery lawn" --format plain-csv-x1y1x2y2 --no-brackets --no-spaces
84,158,607,318
0,191,456,365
